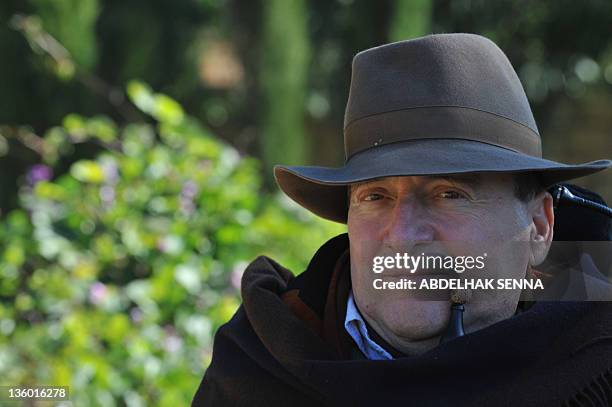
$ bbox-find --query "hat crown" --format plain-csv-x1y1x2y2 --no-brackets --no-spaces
344,33,541,159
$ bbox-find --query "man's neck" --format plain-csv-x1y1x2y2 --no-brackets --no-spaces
358,306,446,357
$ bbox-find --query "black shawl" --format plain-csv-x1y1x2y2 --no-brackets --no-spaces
193,234,612,406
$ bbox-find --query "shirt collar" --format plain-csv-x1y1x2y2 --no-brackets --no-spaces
344,290,393,360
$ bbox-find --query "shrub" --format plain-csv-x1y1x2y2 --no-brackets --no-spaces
0,81,344,405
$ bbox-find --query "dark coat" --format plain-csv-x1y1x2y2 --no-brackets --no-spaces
193,233,612,406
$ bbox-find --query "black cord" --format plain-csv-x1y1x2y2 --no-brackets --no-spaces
551,185,612,218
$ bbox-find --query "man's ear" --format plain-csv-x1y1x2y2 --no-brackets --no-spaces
528,191,555,266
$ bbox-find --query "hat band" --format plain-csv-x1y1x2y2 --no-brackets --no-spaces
344,106,542,161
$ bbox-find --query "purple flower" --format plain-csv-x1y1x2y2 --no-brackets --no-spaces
88,282,107,305
230,262,247,290
27,164,53,186
162,325,183,353
164,334,183,353
181,180,199,199
129,307,143,323
180,198,195,216
99,185,115,204
101,161,119,184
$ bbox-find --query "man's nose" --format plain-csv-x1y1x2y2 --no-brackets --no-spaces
382,198,436,244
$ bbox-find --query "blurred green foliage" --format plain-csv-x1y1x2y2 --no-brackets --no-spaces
259,0,310,175
0,83,344,405
31,0,99,70
1,1,611,213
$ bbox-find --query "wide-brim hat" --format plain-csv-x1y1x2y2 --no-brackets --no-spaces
274,33,611,224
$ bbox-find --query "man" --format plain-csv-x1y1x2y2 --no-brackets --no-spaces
193,34,612,406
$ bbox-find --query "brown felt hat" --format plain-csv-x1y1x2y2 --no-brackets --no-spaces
273,33,611,224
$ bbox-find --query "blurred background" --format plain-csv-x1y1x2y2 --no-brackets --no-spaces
0,0,611,405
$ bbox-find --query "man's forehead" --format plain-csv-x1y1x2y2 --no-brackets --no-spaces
350,174,484,189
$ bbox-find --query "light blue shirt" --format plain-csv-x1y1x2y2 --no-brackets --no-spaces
344,290,394,360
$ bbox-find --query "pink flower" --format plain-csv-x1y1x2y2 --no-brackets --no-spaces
88,282,107,305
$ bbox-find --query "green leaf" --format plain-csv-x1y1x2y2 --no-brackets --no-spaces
70,160,105,183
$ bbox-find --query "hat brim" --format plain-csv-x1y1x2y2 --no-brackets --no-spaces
274,139,612,223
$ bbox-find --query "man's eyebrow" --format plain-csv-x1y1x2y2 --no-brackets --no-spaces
351,174,482,187
349,178,388,195
349,174,483,196
351,178,383,189
425,174,483,187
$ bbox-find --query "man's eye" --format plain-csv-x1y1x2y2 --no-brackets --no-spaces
363,193,384,201
438,190,466,200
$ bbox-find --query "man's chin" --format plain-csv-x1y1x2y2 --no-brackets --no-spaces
378,299,451,342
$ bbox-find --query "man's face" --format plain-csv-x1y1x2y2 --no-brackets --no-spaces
347,173,553,355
